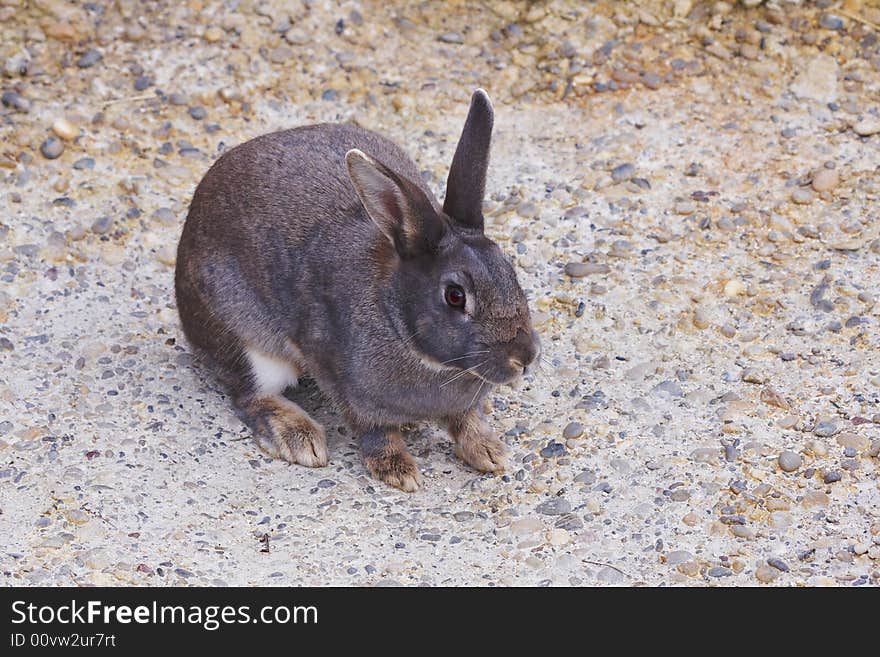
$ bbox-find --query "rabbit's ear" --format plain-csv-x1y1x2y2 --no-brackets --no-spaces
443,89,494,232
346,149,443,258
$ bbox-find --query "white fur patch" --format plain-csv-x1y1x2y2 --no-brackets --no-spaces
247,349,299,394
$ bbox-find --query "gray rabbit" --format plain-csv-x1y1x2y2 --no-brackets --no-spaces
175,90,539,491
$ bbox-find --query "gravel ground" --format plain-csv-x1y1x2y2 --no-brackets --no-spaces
1,1,879,586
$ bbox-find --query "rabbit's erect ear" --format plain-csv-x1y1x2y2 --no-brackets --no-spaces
346,149,444,258
443,89,494,232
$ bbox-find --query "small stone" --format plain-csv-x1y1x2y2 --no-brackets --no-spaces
813,421,840,437
268,46,292,63
853,118,880,137
761,386,790,410
723,279,745,297
802,491,829,508
692,307,711,330
611,163,635,183
73,157,95,170
741,368,764,384
665,550,694,565
731,525,756,539
564,262,609,278
836,433,868,452
708,566,733,578
652,380,683,398
1,91,30,113
204,26,224,42
778,414,799,429
791,188,813,204
675,201,695,215
547,529,570,546
536,498,571,516
823,471,841,484
52,118,79,141
562,422,583,440
40,137,64,159
778,451,802,472
755,564,778,583
811,168,839,192
91,216,112,234
133,75,152,91
595,566,625,584
767,557,789,572
188,106,207,120
677,561,700,577
573,470,596,485
540,441,566,458
509,517,542,535
438,32,463,44
77,49,103,68
818,14,844,30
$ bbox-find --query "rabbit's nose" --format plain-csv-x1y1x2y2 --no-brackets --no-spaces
511,328,540,374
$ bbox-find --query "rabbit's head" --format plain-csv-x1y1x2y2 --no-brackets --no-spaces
346,90,539,385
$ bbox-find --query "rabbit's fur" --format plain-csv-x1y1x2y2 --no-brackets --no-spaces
175,90,539,491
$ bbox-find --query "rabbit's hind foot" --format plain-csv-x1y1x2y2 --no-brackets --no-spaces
238,394,328,468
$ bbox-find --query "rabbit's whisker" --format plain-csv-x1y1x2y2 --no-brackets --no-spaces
469,377,486,407
440,361,487,387
439,350,489,366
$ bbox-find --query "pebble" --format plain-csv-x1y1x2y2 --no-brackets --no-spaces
802,491,829,508
791,188,813,204
836,433,868,452
76,49,103,68
536,499,571,516
811,168,838,192
755,564,778,583
760,386,790,410
204,26,224,42
813,421,840,437
90,216,112,234
675,201,695,215
853,118,880,137
652,380,683,398
573,470,596,485
823,471,841,484
188,106,207,120
438,32,464,44
562,422,583,440
1,90,30,113
52,118,79,141
564,262,609,278
611,163,635,183
723,279,745,297
540,441,566,458
692,307,711,330
73,157,95,170
133,75,152,91
665,550,694,565
818,14,844,30
40,137,64,159
708,566,733,578
777,451,802,472
767,557,790,572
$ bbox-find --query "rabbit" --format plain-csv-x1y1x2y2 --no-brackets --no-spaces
175,89,540,491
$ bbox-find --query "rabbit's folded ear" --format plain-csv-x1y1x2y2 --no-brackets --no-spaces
346,149,444,258
443,89,494,232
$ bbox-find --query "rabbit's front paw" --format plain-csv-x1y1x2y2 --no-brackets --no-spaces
361,429,421,492
244,395,328,467
448,410,509,473
454,431,509,473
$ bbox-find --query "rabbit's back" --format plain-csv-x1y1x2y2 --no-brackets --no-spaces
184,122,428,245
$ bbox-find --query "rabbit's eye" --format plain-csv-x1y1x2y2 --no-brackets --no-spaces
444,285,466,309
